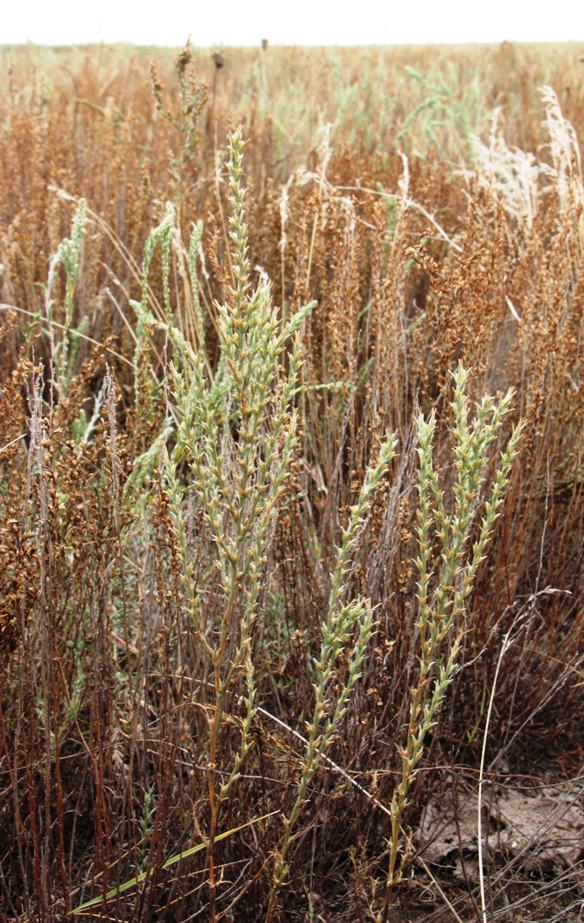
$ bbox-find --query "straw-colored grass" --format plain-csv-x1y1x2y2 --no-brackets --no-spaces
0,39,583,923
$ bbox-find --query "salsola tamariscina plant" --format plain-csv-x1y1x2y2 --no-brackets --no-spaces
381,366,522,922
125,129,315,921
265,430,397,923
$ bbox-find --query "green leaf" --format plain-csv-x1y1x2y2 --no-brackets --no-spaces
70,811,278,913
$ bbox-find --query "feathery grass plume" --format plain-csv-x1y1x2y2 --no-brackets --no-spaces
539,85,584,259
382,365,522,920
467,89,584,251
467,109,543,229
540,86,583,201
265,430,397,923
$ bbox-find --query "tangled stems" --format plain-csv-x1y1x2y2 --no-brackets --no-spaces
265,432,397,923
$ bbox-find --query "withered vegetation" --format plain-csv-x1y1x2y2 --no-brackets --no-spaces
0,40,583,923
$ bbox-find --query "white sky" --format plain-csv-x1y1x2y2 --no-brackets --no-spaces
2,0,583,46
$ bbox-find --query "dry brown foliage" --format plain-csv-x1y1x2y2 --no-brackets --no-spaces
0,40,583,923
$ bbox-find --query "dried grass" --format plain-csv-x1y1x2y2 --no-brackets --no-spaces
0,40,583,923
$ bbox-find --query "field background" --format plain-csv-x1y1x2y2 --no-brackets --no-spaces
0,40,583,922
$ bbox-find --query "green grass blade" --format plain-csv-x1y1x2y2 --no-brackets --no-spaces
70,811,278,914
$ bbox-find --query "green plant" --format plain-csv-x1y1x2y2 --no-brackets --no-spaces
123,128,315,922
1,44,583,923
44,198,87,396
265,429,397,923
382,366,522,920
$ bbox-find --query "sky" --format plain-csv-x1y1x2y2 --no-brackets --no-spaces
1,0,583,47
